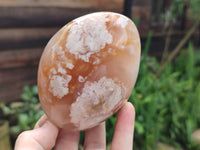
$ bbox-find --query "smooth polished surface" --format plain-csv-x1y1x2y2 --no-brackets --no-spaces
38,12,140,131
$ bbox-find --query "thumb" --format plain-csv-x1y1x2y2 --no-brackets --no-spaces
15,115,59,150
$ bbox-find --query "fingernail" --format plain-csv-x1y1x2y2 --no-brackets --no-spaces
34,115,48,129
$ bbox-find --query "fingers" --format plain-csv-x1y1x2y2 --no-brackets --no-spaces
34,115,48,129
84,122,106,150
15,115,59,150
111,102,135,150
54,129,80,150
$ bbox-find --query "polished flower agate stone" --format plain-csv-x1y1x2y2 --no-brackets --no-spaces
38,12,141,131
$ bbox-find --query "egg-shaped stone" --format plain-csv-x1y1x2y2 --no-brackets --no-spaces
38,12,140,131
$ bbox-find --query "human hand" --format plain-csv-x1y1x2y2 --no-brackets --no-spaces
15,102,135,150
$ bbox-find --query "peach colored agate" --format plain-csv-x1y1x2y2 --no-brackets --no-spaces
38,12,141,131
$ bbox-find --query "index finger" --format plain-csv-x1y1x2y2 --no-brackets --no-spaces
111,102,135,150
